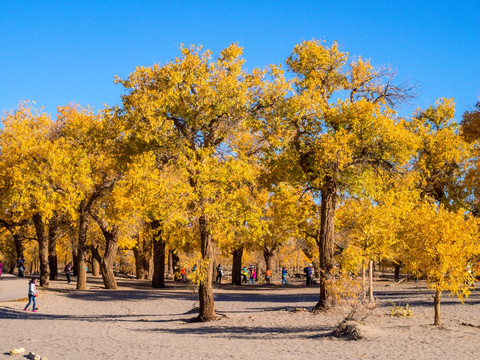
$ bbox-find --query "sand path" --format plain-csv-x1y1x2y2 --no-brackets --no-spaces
1,276,480,359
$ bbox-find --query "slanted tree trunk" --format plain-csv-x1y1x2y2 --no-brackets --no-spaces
368,259,374,303
32,213,50,287
434,288,442,325
315,179,337,310
232,247,243,285
48,214,59,280
198,214,216,321
151,220,166,288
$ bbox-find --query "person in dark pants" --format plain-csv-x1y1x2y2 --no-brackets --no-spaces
304,264,313,286
17,257,25,278
64,261,73,284
216,264,223,284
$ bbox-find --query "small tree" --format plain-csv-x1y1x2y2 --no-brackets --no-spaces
400,202,479,325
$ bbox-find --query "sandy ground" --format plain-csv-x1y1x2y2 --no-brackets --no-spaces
1,275,480,360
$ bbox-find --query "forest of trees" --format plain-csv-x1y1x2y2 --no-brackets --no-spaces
1,40,479,325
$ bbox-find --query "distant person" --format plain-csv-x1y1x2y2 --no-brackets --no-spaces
17,257,25,278
0,259,3,276
304,264,313,286
241,266,248,284
281,267,288,285
64,261,73,284
180,266,187,281
265,269,271,284
216,264,223,284
248,267,256,285
192,264,197,273
24,278,38,312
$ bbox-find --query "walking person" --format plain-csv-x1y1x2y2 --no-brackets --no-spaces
17,257,25,278
24,278,38,312
281,267,288,285
241,266,248,284
304,264,313,286
248,266,256,285
265,269,271,284
216,264,223,284
0,259,3,277
64,261,73,284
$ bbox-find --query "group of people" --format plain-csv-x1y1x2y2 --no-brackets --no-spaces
304,264,315,286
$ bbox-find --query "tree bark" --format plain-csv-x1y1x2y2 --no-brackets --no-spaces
172,250,180,280
99,229,118,289
13,232,24,259
434,288,442,325
263,247,275,271
361,262,366,303
368,259,374,303
232,247,243,285
314,178,337,310
76,210,88,290
197,214,216,321
32,213,50,287
151,220,166,288
394,263,401,282
48,214,59,280
92,256,100,277
133,247,145,280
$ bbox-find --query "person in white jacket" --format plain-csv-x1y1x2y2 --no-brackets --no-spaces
24,278,38,312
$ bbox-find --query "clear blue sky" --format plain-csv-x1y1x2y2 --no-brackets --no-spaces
1,1,479,119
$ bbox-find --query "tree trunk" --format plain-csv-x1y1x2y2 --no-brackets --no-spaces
13,232,24,259
99,229,118,289
172,250,180,280
232,247,243,285
76,211,88,290
197,214,216,321
151,220,166,288
361,262,366,303
32,213,49,287
92,256,100,277
263,247,275,271
434,288,442,325
133,247,145,280
368,259,374,303
394,263,401,282
48,214,59,280
315,179,337,310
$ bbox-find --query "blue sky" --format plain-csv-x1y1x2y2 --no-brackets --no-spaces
1,1,479,119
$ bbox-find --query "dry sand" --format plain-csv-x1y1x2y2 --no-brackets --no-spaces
1,275,480,359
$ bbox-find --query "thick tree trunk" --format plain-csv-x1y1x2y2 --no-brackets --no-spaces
263,247,275,271
232,247,243,285
99,229,118,289
76,211,88,290
394,263,401,282
315,179,337,310
48,214,59,280
32,213,50,287
368,259,374,303
197,214,216,321
151,220,166,288
92,256,100,277
13,232,24,259
133,247,145,280
434,288,442,325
